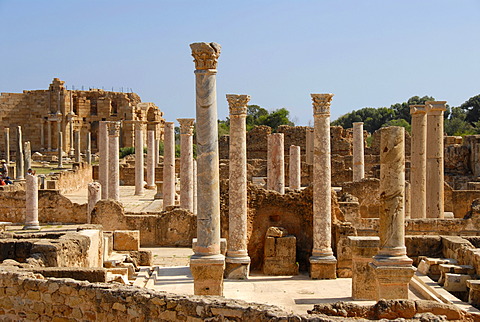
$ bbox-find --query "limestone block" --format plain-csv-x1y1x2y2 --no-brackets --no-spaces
266,226,288,238
113,230,140,251
467,280,480,307
444,273,472,292
438,264,475,285
263,230,298,276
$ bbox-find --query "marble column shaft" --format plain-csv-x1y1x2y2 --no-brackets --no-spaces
225,94,251,278
189,41,224,296
178,118,195,212
146,130,156,189
85,132,92,165
87,182,101,223
4,128,9,163
135,122,145,196
309,94,337,279
426,101,446,219
58,132,63,168
410,105,427,219
24,141,31,175
23,174,40,230
74,130,81,162
306,128,314,165
107,122,120,201
163,122,176,210
267,133,285,194
47,121,52,151
289,145,301,189
99,122,109,199
193,159,197,215
16,126,24,180
353,122,365,181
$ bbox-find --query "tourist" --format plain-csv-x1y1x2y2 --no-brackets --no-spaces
27,168,36,175
0,160,8,177
0,178,5,186
4,177,13,185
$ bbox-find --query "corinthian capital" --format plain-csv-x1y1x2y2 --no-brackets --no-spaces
190,42,221,70
311,94,334,115
227,94,250,116
177,118,195,135
107,121,121,137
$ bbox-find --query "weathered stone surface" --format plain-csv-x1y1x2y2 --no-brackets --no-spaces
266,226,288,238
113,230,140,251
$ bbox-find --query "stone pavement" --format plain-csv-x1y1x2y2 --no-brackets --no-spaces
64,185,163,213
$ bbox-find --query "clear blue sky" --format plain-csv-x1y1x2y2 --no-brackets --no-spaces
1,0,479,126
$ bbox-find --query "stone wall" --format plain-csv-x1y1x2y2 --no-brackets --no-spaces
48,162,93,194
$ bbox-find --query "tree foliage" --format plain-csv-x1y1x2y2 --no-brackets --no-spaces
460,94,480,125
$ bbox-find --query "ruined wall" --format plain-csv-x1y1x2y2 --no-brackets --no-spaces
47,162,93,194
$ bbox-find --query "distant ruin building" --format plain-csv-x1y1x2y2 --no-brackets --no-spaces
0,78,165,153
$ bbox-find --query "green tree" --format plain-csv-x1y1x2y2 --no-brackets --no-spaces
460,94,480,125
257,107,294,131
383,119,411,133
390,95,435,124
332,107,396,133
444,106,476,136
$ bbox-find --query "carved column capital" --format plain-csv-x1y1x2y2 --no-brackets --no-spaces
107,122,121,137
177,118,195,135
311,94,334,115
190,42,221,70
227,94,250,116
409,105,426,115
425,101,447,115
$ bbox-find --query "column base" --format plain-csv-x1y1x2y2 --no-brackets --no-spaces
190,254,225,296
225,256,250,279
145,185,156,190
23,222,40,230
370,261,415,300
309,255,337,279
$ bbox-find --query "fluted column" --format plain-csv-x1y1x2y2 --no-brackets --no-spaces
371,126,414,299
74,130,81,162
225,94,251,279
189,41,225,295
289,145,301,189
267,133,285,194
178,118,195,212
134,121,145,196
4,128,9,164
87,182,101,223
16,126,24,180
426,101,446,218
107,122,120,201
146,130,156,189
23,174,40,230
163,122,176,210
309,94,337,279
410,105,427,219
353,122,365,181
99,121,109,199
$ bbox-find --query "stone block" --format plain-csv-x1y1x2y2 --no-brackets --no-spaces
190,257,225,296
113,230,140,251
444,273,472,292
264,237,275,257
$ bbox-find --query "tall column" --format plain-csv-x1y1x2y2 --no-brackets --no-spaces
16,126,24,180
426,101,446,219
107,122,120,201
69,119,75,156
289,145,301,189
155,138,160,166
306,128,314,165
163,122,176,210
225,94,251,279
99,121,109,199
23,174,40,230
87,182,101,223
4,128,9,164
134,121,145,196
146,130,156,189
40,122,45,150
74,130,81,162
57,132,63,168
370,126,414,299
24,141,31,175
85,132,92,165
193,159,197,215
267,133,285,194
178,118,195,212
410,105,427,219
47,121,52,151
189,42,225,296
309,94,337,279
352,122,365,181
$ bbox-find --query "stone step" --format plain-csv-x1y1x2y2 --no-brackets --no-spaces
133,267,152,288
145,266,161,290
438,264,475,285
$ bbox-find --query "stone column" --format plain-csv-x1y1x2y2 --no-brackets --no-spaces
74,130,81,162
289,145,301,189
24,141,31,176
178,118,195,212
107,122,120,201
352,122,365,181
225,94,251,279
99,121,109,199
410,105,427,219
16,126,24,180
155,138,160,166
267,133,285,194
370,126,414,300
4,128,9,164
69,119,74,156
309,94,337,279
87,182,101,223
85,132,92,165
134,122,145,196
193,159,197,215
57,132,63,168
306,128,314,165
426,101,446,218
40,122,45,150
163,122,176,210
23,174,40,230
349,236,379,300
146,130,156,189
47,121,52,151
189,42,225,296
